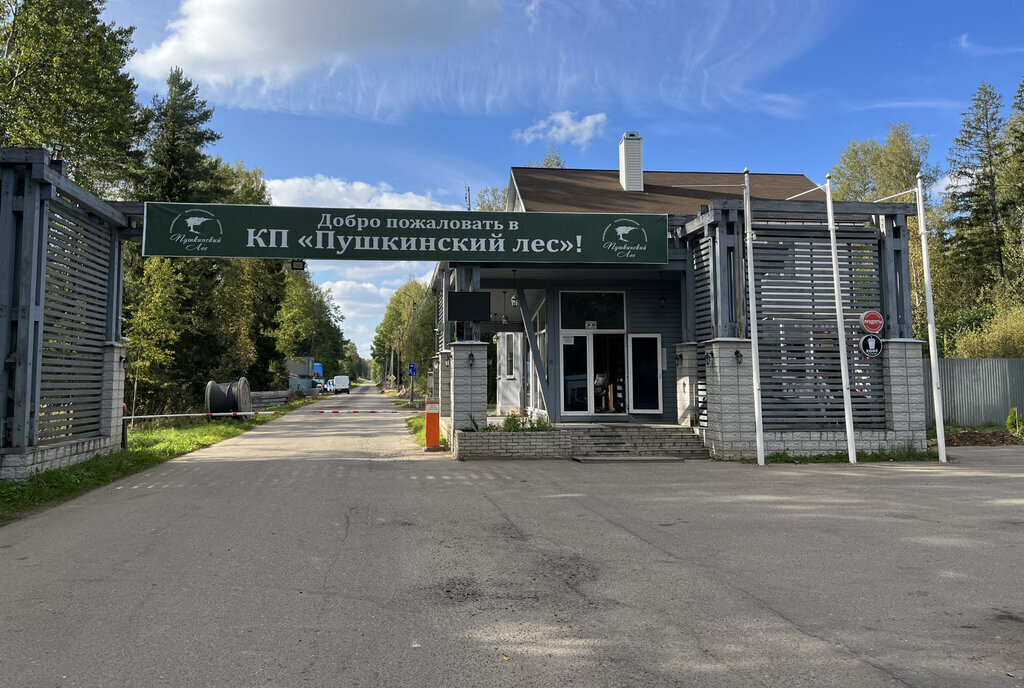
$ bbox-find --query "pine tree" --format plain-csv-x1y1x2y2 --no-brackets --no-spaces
999,76,1024,290
947,82,1006,286
135,68,224,203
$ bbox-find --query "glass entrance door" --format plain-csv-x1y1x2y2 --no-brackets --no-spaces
561,333,626,415
561,335,589,413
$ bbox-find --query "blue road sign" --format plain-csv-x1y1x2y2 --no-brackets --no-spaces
408,363,418,377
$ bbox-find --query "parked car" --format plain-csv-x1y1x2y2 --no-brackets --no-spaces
333,375,350,394
325,380,335,393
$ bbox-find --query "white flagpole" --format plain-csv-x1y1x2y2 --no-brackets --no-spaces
825,175,857,463
916,174,947,463
744,169,766,466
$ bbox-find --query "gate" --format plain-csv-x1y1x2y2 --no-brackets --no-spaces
1,148,130,478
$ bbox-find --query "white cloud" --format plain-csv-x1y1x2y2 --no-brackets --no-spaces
958,34,1024,57
131,0,501,87
267,175,463,210
321,279,394,319
514,111,607,147
856,100,963,111
127,1,828,120
308,259,435,283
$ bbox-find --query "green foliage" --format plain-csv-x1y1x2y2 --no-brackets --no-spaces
830,123,937,202
488,410,556,432
830,77,1024,358
953,304,1024,357
405,414,449,448
132,68,223,202
370,280,435,394
475,185,507,211
1007,408,1023,439
474,144,565,211
947,81,1007,289
0,0,143,193
274,270,346,372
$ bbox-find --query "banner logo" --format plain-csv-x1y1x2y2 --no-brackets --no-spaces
602,219,649,259
169,209,223,253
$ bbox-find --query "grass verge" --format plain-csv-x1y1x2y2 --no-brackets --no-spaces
405,412,448,449
0,400,312,524
753,445,941,464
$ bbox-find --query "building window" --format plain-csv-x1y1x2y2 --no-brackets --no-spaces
560,292,625,330
505,333,515,379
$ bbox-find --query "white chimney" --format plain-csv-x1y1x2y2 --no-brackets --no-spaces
618,131,643,191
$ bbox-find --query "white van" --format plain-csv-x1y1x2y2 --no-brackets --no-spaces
333,375,350,394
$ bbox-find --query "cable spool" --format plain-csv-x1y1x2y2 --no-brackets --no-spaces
205,377,252,416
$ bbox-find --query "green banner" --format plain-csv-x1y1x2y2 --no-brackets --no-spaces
142,203,668,264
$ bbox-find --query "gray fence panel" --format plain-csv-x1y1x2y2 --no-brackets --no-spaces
923,358,1024,427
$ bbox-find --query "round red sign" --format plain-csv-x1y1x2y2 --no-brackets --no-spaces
860,310,884,334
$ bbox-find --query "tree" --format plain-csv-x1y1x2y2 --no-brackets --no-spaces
0,0,142,192
830,123,951,348
133,68,224,203
947,82,1006,287
830,123,937,202
999,75,1024,290
275,270,347,375
370,280,435,393
123,70,293,410
474,144,566,210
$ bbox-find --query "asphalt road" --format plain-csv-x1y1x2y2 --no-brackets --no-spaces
2,388,1023,687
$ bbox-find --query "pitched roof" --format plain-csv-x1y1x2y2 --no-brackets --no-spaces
510,167,825,216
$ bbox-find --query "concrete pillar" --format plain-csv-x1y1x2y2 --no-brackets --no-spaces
99,342,126,440
675,342,698,426
703,339,757,459
438,350,452,419
450,341,488,431
882,339,927,449
430,355,440,399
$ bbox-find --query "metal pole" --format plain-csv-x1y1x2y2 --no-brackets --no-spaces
743,169,766,465
916,174,947,463
825,175,857,463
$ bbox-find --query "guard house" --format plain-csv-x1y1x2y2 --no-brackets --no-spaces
432,133,926,459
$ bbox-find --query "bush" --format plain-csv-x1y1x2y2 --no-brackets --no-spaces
491,410,556,432
953,305,1024,358
1007,408,1023,439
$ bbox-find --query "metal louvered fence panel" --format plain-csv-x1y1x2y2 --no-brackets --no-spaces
39,193,111,443
751,225,886,430
692,236,713,427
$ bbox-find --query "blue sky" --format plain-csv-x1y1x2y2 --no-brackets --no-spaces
102,0,1024,357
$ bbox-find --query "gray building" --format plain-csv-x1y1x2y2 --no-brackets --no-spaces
432,133,926,460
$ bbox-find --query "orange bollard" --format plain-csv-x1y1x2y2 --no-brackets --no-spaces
425,398,440,449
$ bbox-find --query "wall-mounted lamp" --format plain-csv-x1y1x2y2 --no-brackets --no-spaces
704,351,714,366
467,352,475,367
734,349,743,364
674,353,683,364
444,357,450,368
51,142,64,160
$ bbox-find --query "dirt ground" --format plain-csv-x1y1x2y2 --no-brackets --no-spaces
944,429,1023,446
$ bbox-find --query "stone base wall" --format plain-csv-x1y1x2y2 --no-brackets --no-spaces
1,435,121,480
453,430,570,460
451,425,706,461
